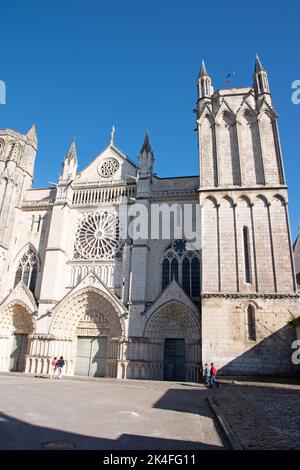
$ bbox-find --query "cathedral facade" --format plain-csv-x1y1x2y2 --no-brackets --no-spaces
0,57,299,381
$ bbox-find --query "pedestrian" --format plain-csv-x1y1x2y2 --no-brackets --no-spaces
50,357,58,379
209,362,220,389
203,362,210,386
56,356,65,380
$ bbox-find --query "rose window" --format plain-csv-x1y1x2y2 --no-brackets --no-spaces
74,211,120,260
98,158,119,178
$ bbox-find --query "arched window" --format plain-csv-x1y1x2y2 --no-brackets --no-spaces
243,226,252,283
161,241,200,297
247,305,256,341
14,247,38,295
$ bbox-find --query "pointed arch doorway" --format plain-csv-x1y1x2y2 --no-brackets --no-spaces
50,287,125,378
0,303,35,372
74,310,110,377
144,301,201,382
9,305,34,372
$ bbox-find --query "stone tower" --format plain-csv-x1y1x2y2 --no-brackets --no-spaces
0,126,37,296
197,56,298,374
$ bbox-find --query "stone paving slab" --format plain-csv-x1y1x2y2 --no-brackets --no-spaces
211,381,300,450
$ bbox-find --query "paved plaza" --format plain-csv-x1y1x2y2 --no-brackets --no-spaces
1,374,299,450
213,379,300,450
0,375,226,450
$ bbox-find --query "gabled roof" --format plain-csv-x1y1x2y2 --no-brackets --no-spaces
0,281,38,313
80,143,137,173
51,271,127,317
144,278,199,319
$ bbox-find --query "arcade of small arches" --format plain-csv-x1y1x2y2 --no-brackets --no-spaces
202,191,287,208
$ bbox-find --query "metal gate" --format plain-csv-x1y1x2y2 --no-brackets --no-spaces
163,339,186,381
74,336,108,377
9,334,28,372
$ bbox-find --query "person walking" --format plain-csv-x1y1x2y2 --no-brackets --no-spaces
203,363,210,386
50,357,58,379
56,356,65,380
209,363,219,389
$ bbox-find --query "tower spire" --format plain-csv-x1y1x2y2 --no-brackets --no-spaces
254,54,265,74
253,54,270,98
198,60,209,78
197,59,213,112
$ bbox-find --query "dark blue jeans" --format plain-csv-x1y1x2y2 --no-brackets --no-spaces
209,376,219,388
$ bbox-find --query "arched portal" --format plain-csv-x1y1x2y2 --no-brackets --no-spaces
0,302,35,372
144,301,201,382
49,288,125,378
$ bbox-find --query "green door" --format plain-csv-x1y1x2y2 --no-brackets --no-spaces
164,339,186,381
9,334,28,372
75,336,108,377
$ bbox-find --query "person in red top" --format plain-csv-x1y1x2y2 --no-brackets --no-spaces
50,357,58,379
209,363,220,389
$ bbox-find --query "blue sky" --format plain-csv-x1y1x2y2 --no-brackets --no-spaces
0,0,299,239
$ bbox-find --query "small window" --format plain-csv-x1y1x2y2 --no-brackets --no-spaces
243,226,252,283
247,305,256,341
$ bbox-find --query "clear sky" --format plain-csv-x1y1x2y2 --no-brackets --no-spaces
0,0,299,239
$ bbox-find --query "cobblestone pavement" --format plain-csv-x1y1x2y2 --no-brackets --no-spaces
211,380,300,450
0,374,227,450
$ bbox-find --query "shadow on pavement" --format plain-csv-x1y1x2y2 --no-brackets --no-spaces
0,411,223,450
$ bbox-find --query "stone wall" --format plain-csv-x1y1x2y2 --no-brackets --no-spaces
201,296,300,375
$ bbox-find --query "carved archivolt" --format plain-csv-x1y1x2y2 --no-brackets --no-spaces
50,288,124,339
0,302,35,336
144,301,200,341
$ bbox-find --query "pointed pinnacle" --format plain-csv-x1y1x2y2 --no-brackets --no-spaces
110,125,115,146
66,138,77,161
26,124,37,142
140,130,152,154
198,59,209,78
254,54,266,74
